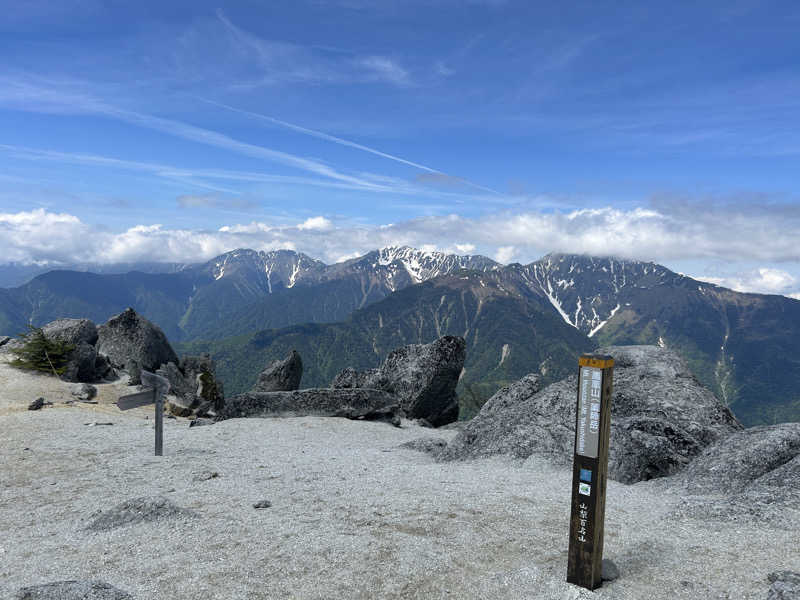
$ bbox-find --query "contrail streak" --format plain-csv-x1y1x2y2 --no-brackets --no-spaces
198,97,502,195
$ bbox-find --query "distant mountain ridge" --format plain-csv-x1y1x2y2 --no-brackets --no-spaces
0,246,798,425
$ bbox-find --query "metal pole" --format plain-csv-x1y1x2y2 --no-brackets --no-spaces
141,370,169,457
154,388,163,457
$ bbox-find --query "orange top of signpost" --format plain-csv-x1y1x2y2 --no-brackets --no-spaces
578,354,614,369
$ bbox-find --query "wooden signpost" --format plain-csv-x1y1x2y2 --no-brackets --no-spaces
116,370,170,456
567,353,614,590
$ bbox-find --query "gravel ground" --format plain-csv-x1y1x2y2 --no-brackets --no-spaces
0,357,796,599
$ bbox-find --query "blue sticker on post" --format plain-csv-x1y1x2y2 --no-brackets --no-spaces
579,468,592,482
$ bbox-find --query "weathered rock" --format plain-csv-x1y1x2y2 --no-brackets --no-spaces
85,495,192,532
7,319,103,382
157,362,193,400
253,500,272,509
400,437,449,456
768,571,800,600
193,470,219,482
189,418,215,428
668,423,800,524
125,359,142,385
439,346,742,484
94,352,114,380
71,383,97,401
41,318,98,347
331,335,466,427
28,397,46,411
195,370,224,415
159,355,224,418
14,580,133,600
219,388,401,422
679,423,800,498
252,350,303,392
601,559,620,582
61,341,98,383
0,336,24,354
96,308,178,374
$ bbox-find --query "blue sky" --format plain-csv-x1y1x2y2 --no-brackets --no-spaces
1,0,799,297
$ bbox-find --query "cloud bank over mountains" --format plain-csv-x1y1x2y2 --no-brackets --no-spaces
2,204,798,298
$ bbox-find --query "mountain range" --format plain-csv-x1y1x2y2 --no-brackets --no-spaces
1,246,797,425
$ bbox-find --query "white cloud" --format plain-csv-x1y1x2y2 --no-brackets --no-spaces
695,268,797,296
297,216,333,231
358,56,410,86
494,246,517,264
1,205,798,298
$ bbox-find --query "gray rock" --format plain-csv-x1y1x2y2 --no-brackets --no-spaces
94,352,114,380
252,350,303,392
601,559,620,582
679,423,800,498
60,341,98,383
0,336,24,354
253,500,272,509
331,335,466,427
28,397,46,411
219,388,401,422
194,370,224,416
669,423,800,524
126,359,142,386
439,346,742,484
96,308,178,374
189,418,215,428
41,318,98,347
400,437,449,456
194,470,219,482
14,580,133,600
160,355,224,418
768,571,800,600
70,383,97,401
85,495,192,532
8,319,102,382
0,335,11,347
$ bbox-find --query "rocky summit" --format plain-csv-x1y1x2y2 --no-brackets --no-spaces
332,335,465,427
439,345,742,483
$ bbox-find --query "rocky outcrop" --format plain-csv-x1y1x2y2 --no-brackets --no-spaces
96,308,178,374
667,423,800,525
331,335,465,427
40,319,102,383
252,350,303,392
679,422,800,498
14,580,134,600
219,388,400,423
438,346,742,483
159,354,225,418
40,318,98,347
1,318,112,383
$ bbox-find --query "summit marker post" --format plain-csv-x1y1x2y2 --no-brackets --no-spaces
567,353,614,590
